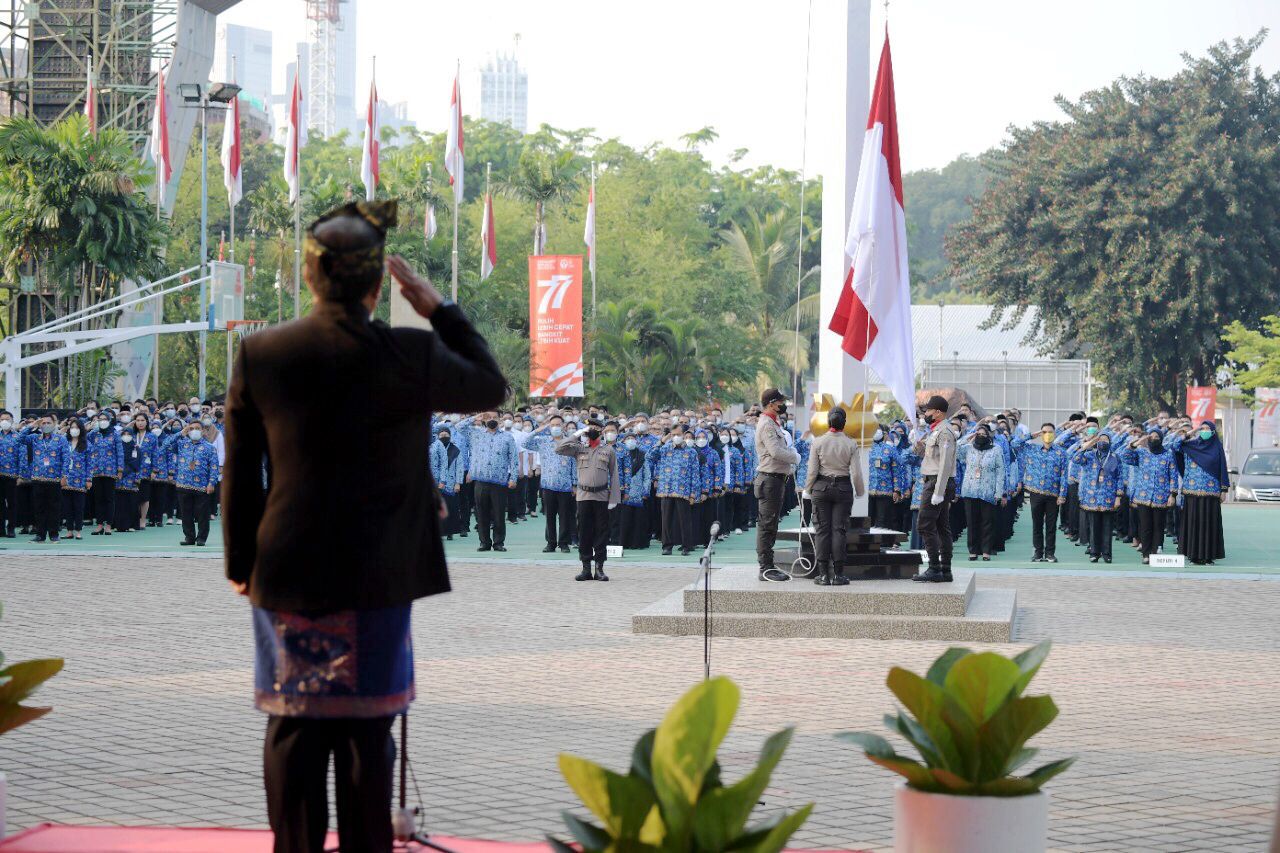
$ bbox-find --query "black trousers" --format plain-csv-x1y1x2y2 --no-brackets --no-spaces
577,500,610,566
31,480,60,538
869,494,894,530
1135,504,1167,558
811,480,853,574
918,476,955,572
15,480,31,527
660,497,695,551
472,481,507,547
0,475,16,534
508,480,524,522
91,476,116,526
754,473,786,570
264,714,394,853
525,475,540,514
964,497,997,556
1086,509,1113,559
62,489,86,531
148,481,173,523
619,503,650,549
114,488,138,531
1029,492,1060,558
542,489,574,548
458,480,475,533
440,491,460,536
1064,483,1080,535
177,489,211,543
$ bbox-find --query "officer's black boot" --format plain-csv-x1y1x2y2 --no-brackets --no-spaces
575,562,593,582
813,562,833,585
594,561,609,582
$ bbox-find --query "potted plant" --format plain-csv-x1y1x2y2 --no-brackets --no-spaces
552,676,813,853
0,603,64,839
839,639,1073,853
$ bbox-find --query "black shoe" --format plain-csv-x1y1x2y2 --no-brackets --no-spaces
493,545,507,552
477,545,492,552
1031,554,1043,562
103,530,111,535
1103,556,1111,563
180,539,195,546
559,545,571,553
759,567,790,582
968,554,978,561
1089,555,1099,563
91,529,104,535
679,548,691,556
542,544,556,553
49,535,59,542
459,531,469,537
661,547,673,556
912,569,948,583
982,555,991,561
831,572,851,585
813,569,834,586
594,567,609,582
575,567,593,581
1045,555,1058,563
30,536,45,542
195,541,206,546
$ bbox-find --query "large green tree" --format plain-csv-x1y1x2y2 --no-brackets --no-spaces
948,34,1280,411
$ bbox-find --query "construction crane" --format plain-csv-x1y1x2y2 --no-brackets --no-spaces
304,0,345,137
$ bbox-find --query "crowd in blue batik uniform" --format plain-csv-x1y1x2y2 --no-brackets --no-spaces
0,397,226,543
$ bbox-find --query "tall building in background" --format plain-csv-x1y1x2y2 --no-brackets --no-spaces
305,0,356,138
213,23,272,110
478,37,527,133
334,0,357,136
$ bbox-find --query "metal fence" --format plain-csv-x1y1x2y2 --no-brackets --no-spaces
921,359,1092,427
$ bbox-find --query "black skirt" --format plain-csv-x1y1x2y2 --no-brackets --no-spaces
1179,494,1225,564
620,504,650,550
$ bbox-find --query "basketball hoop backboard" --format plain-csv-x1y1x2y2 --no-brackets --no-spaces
209,261,245,330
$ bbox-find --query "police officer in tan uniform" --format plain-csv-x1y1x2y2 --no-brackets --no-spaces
557,417,622,582
803,407,866,585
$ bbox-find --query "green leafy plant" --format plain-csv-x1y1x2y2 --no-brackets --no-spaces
838,639,1073,797
0,603,64,736
552,676,812,853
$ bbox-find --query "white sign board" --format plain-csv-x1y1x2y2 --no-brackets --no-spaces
1149,554,1186,569
209,261,245,329
1255,388,1280,448
606,545,624,560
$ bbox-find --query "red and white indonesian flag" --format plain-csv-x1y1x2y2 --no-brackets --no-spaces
583,186,596,276
221,88,242,207
150,68,172,189
444,75,464,205
827,34,915,418
424,204,437,240
480,192,497,280
84,65,96,133
360,77,379,201
284,66,303,203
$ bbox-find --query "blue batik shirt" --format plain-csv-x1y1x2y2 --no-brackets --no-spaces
118,434,146,490
617,445,650,507
87,427,123,479
1071,446,1123,511
1119,443,1177,506
1013,436,1069,499
0,430,20,477
959,445,1006,504
526,432,576,493
868,440,898,495
62,443,90,490
21,430,67,483
173,437,220,491
699,443,724,497
649,442,702,500
430,438,465,495
1165,435,1224,496
466,426,518,486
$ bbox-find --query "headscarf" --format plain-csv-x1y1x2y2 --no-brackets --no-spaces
1175,420,1228,484
889,420,910,450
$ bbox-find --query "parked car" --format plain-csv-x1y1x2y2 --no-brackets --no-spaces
1232,448,1280,503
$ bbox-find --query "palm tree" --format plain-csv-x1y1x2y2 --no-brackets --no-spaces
720,207,820,393
680,126,719,151
500,146,582,255
246,178,293,322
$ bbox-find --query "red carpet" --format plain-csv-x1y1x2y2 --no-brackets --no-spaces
0,825,551,852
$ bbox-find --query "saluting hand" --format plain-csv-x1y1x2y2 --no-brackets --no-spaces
387,255,444,319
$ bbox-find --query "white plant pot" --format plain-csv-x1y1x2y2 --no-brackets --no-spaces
894,781,1048,853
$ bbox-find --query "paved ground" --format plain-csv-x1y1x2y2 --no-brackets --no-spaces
4,502,1278,576
2,555,1278,851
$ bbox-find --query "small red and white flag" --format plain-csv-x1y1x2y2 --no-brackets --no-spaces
83,63,96,134
583,185,596,276
826,33,915,418
217,232,226,262
424,204,438,241
444,74,464,205
221,88,242,208
480,192,497,281
284,64,303,204
360,74,378,201
149,68,172,189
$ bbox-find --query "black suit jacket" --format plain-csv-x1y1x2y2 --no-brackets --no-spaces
222,301,507,611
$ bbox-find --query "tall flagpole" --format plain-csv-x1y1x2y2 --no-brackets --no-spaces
590,161,597,317
483,161,491,281
293,50,302,320
154,67,163,399
450,58,460,303
228,55,237,266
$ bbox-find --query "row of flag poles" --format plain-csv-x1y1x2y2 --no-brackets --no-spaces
138,56,600,321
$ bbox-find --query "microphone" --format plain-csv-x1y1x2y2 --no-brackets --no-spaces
708,521,721,540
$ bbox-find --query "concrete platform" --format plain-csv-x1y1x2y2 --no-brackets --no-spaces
633,565,1016,641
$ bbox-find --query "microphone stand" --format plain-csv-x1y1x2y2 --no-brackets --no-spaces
701,521,720,680
390,711,457,853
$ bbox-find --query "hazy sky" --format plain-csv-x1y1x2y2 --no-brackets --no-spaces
219,0,1280,174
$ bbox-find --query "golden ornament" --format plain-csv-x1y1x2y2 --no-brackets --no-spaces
809,392,879,446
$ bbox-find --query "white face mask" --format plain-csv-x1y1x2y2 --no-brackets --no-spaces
604,433,617,443
683,437,696,448
69,428,80,437
121,433,133,443
0,420,10,431
502,419,514,429
695,438,707,448
874,429,884,441
624,438,637,450
634,423,648,434
98,421,110,430
550,426,563,437
119,415,130,424
188,431,202,441
151,427,162,436
719,434,730,443
86,410,97,418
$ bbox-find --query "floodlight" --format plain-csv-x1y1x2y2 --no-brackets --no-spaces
178,83,202,103
207,82,241,103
